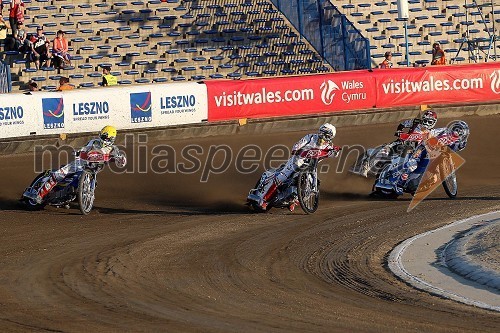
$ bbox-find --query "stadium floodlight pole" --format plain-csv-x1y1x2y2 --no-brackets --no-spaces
397,0,410,67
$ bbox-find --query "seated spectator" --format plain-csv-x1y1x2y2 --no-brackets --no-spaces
14,21,31,53
56,76,73,91
52,30,71,69
24,80,38,94
379,51,393,69
30,26,51,69
431,42,446,65
102,66,117,86
0,13,10,45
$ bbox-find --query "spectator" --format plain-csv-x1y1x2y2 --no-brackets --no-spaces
28,81,38,91
431,42,446,65
30,26,51,69
56,76,73,91
15,21,31,53
52,30,71,69
379,51,393,69
102,66,117,86
0,13,10,45
23,81,38,94
9,0,24,39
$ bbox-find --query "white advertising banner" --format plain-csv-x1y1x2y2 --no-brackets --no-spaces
0,82,208,140
0,93,40,138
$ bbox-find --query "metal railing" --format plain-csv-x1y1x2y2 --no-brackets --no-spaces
271,0,371,71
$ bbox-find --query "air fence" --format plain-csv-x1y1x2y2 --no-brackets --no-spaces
2,63,500,140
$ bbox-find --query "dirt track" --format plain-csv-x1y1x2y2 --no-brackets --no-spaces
0,115,499,332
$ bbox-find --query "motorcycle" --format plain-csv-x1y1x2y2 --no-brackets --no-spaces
247,147,340,214
350,130,425,178
371,131,459,199
21,149,112,215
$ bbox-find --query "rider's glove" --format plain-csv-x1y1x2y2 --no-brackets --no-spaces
328,146,341,157
394,130,402,137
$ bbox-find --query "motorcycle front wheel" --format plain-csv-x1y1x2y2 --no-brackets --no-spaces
297,171,319,214
441,158,457,198
77,170,96,215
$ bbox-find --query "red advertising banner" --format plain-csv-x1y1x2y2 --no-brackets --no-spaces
375,62,500,108
206,62,500,122
206,71,377,121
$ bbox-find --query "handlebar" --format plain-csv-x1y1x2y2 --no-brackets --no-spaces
294,147,341,159
398,132,426,142
79,150,111,163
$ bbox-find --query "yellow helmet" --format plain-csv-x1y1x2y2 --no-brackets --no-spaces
99,125,117,146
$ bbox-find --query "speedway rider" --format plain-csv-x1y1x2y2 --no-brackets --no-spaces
387,120,469,194
390,109,441,151
26,125,126,204
258,123,340,211
358,109,440,176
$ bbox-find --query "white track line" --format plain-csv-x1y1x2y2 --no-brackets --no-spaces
388,211,500,312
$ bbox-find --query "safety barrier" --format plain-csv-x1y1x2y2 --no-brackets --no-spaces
1,63,500,140
0,82,207,139
206,62,500,121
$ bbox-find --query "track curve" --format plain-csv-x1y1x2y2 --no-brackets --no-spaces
0,115,499,332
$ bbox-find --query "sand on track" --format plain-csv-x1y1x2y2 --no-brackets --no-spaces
0,115,499,332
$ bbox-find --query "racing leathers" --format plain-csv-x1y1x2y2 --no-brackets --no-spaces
390,127,465,194
31,138,126,203
359,120,441,177
259,133,340,208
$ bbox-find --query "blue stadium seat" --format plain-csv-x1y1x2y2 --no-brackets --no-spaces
162,67,177,74
80,83,94,88
227,72,242,79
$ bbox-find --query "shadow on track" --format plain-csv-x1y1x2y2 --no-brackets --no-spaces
321,191,370,201
95,201,249,216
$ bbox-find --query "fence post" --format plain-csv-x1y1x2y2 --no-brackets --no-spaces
341,14,349,71
316,0,326,62
297,0,303,37
365,39,372,69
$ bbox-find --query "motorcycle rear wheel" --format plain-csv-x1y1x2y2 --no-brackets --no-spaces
77,170,95,215
297,171,319,214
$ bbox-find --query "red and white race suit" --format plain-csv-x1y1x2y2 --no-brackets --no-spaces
37,138,125,199
57,139,123,179
260,134,338,202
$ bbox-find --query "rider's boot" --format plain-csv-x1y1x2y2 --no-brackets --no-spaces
260,182,278,209
36,174,58,204
288,198,299,212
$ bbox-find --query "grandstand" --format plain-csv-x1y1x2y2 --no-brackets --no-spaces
0,0,332,91
341,0,500,66
1,0,499,92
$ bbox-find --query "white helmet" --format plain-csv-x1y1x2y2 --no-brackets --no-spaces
449,120,469,139
421,110,438,130
318,123,336,142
